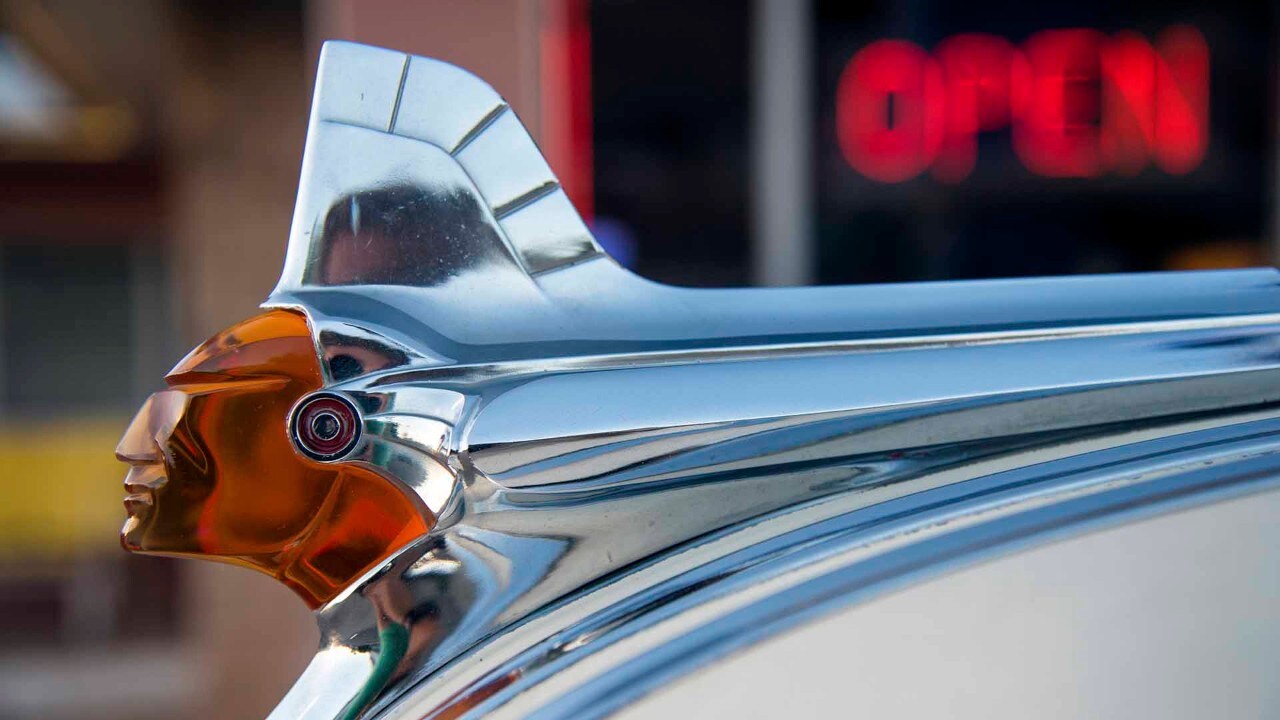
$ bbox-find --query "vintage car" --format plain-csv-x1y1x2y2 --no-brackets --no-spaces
117,41,1280,719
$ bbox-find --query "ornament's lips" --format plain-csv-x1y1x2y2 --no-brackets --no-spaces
122,464,166,514
123,486,154,508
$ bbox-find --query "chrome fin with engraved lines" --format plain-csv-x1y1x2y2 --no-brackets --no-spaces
268,40,602,384
279,40,600,287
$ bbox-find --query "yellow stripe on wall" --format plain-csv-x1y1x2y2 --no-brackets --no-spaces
0,418,131,558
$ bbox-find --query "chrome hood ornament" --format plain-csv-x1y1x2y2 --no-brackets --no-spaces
116,41,1280,720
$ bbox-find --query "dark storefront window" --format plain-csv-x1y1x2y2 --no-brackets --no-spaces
816,0,1275,283
592,0,752,286
592,0,1275,287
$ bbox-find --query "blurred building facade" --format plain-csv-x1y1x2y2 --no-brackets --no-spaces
0,0,1274,718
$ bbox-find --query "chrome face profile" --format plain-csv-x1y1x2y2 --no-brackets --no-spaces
119,40,1280,720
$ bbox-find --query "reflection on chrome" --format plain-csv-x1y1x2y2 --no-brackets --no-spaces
116,40,1280,720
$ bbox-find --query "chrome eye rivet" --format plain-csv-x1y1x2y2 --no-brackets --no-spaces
311,412,341,441
291,393,361,461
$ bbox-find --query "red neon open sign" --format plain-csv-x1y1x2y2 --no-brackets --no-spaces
836,26,1209,183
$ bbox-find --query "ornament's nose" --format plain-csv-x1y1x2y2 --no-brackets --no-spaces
115,390,188,464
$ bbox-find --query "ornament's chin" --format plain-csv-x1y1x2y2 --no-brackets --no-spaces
119,515,144,551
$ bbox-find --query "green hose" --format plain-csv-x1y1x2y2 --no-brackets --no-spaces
338,621,410,720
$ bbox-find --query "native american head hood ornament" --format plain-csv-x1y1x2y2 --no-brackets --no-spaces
115,40,1280,720
116,309,433,608
115,41,609,612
